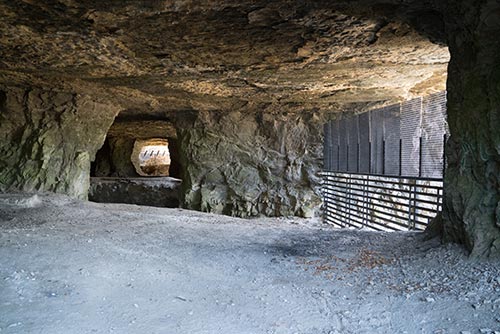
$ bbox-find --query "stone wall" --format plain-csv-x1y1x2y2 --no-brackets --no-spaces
439,0,500,257
176,108,329,218
0,87,120,199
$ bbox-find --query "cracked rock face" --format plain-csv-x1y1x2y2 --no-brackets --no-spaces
0,0,449,113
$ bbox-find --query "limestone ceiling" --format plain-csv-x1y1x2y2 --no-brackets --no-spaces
0,0,449,115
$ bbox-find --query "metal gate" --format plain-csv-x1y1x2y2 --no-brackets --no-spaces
322,92,448,231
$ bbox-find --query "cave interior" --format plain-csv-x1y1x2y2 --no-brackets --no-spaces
0,0,499,257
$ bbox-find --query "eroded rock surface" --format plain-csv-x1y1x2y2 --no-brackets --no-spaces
439,0,500,257
0,0,449,113
177,107,327,217
0,87,120,199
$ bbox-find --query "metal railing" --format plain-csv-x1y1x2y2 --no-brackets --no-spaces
321,172,443,231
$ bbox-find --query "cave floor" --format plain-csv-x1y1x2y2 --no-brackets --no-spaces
0,194,499,334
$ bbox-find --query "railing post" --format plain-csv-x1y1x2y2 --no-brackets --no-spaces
382,139,386,175
419,136,423,178
408,181,413,230
442,133,447,178
399,138,403,177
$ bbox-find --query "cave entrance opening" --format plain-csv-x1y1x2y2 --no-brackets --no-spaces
88,124,182,208
132,138,171,177
322,92,448,231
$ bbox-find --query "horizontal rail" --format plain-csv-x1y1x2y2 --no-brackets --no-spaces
321,172,443,232
323,174,443,190
324,178,441,195
324,190,441,216
323,193,435,223
323,188,438,219
324,194,418,230
320,171,443,183
323,183,441,205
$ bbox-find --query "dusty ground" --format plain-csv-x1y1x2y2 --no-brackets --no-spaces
0,193,499,334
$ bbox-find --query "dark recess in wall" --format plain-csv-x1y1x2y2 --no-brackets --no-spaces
0,91,6,111
91,139,111,177
167,138,182,179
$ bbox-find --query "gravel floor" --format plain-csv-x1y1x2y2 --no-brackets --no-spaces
0,193,499,334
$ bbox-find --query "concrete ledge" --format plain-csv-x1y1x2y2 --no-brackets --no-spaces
89,177,181,208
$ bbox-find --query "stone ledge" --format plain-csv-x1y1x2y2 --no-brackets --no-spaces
89,177,181,208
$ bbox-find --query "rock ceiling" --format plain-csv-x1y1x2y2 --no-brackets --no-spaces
0,0,450,116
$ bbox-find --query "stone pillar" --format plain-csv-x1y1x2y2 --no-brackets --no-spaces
441,0,500,257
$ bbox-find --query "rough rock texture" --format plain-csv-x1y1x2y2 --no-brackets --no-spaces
0,1,449,114
93,137,138,178
177,107,328,217
439,0,500,257
0,86,120,199
89,177,180,208
107,121,176,139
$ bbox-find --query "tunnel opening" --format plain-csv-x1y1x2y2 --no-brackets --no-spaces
88,120,182,208
132,138,171,177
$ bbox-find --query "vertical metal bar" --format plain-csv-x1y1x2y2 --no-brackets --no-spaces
382,139,386,175
347,144,350,172
337,145,340,171
437,187,442,212
357,143,360,173
322,174,326,224
407,182,413,230
399,138,403,177
419,136,423,178
411,183,417,230
368,142,372,174
347,174,351,224
442,133,447,178
366,174,370,229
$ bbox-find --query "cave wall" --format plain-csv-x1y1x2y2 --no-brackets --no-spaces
440,0,500,257
93,137,137,177
176,107,328,218
0,86,120,199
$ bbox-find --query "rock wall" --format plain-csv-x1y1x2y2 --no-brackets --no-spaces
93,137,138,178
440,0,500,257
176,108,328,218
0,87,120,199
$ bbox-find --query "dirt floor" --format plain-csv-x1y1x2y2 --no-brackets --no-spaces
0,193,499,334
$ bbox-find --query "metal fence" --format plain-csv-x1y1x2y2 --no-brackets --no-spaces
322,92,448,231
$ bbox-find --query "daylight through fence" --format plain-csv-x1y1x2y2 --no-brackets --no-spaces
322,92,448,231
